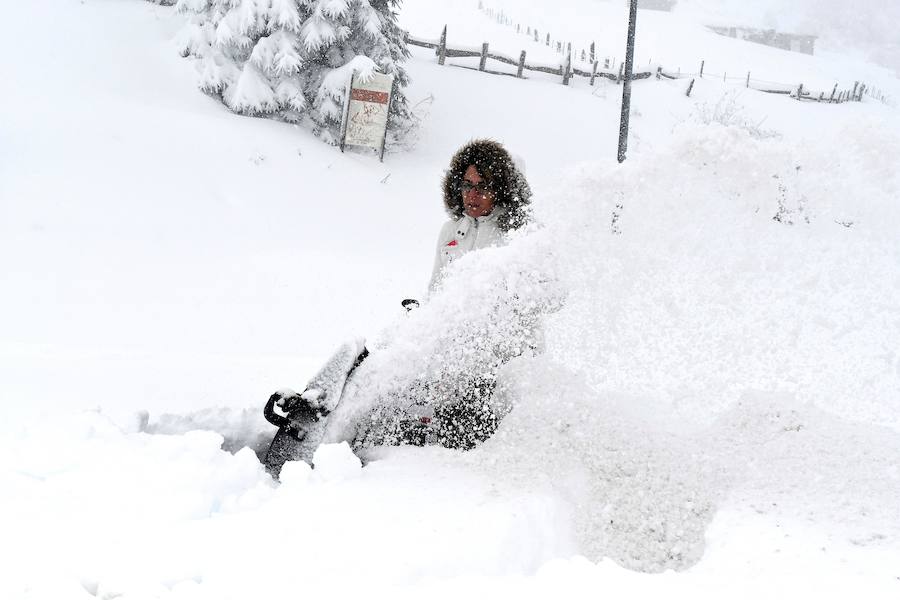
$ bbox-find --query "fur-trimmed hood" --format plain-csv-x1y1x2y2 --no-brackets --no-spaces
441,139,532,232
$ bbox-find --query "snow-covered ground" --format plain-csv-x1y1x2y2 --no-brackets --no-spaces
404,0,900,96
2,0,899,598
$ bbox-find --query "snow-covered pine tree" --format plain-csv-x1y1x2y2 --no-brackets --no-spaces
300,0,411,144
175,0,411,145
367,0,413,143
175,0,304,118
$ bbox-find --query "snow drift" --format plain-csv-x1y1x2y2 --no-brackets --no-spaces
4,0,900,597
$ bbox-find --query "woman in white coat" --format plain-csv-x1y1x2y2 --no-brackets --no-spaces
429,139,533,291
263,141,535,473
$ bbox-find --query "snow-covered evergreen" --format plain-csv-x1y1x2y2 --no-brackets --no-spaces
176,0,411,144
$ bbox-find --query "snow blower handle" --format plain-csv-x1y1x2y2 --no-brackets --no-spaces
263,393,291,429
264,389,329,430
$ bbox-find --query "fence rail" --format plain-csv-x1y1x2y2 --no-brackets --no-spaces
405,26,880,106
406,28,654,87
473,1,893,106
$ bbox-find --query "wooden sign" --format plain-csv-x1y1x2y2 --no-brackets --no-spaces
340,71,394,162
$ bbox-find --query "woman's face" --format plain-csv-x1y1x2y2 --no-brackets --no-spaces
461,165,495,218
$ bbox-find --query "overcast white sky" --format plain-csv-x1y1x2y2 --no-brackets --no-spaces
673,0,900,74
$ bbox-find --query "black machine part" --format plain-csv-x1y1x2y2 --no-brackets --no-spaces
262,348,369,478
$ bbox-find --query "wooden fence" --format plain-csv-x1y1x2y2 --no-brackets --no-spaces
657,64,866,103
406,27,650,88
476,2,614,70
405,24,878,106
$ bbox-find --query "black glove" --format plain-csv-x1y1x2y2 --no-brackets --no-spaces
269,388,304,412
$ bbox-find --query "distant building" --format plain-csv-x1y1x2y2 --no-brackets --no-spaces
638,0,677,11
707,26,816,56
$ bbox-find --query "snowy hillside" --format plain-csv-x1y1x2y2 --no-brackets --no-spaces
2,0,900,598
402,0,900,97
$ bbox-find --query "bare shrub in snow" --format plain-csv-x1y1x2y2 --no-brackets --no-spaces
689,91,779,140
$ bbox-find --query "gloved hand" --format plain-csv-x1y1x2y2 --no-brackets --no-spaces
269,388,302,411
269,388,330,423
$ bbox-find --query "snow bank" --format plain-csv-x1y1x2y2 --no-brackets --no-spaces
0,410,274,599
305,115,900,574
0,412,573,599
464,119,900,572
4,0,900,597
540,119,900,430
142,406,274,459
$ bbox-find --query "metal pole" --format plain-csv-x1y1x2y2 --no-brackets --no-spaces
617,0,638,163
379,76,394,163
339,71,356,153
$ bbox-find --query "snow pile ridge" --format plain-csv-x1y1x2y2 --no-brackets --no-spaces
539,121,900,429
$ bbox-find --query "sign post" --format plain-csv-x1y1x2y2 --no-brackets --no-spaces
617,0,638,163
340,71,395,162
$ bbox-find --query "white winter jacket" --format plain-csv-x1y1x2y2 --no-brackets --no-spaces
428,208,507,291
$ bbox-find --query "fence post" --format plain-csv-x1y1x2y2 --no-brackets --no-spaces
686,78,695,97
590,42,595,64
438,25,447,65
546,33,550,46
567,42,572,55
818,92,824,102
479,43,489,71
516,24,520,34
590,60,598,86
699,60,704,77
746,72,750,88
829,83,837,103
617,63,624,84
656,66,661,80
563,52,572,85
852,81,859,100
517,50,526,78
796,83,804,99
